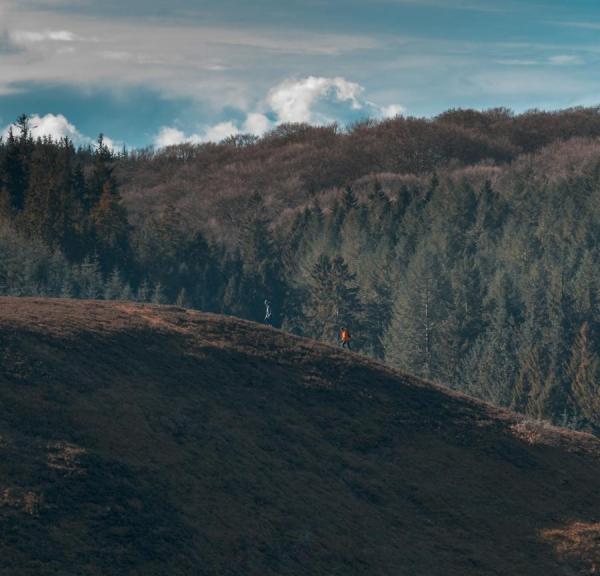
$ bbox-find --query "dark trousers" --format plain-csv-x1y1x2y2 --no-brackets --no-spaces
341,340,351,350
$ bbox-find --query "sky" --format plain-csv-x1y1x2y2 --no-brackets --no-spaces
1,0,600,148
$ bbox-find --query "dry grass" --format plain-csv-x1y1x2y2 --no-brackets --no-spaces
542,522,600,574
0,297,599,575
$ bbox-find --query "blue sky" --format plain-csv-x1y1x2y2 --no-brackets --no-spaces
1,0,599,148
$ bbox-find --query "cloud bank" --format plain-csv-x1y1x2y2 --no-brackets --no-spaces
3,75,401,152
153,76,403,147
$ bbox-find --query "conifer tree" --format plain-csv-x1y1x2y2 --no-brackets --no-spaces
1,126,28,212
136,279,150,302
383,248,453,381
568,322,600,427
91,181,130,271
176,288,188,308
512,347,546,417
302,254,362,344
152,282,165,305
77,255,103,299
104,268,123,300
235,193,284,323
87,134,115,210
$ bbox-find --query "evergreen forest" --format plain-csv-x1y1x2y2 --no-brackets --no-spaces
3,108,600,432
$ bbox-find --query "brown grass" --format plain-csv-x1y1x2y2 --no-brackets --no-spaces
0,297,599,575
542,522,600,574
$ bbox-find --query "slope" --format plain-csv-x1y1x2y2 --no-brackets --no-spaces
0,297,599,575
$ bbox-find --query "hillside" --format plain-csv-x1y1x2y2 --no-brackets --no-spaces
117,107,600,229
1,297,600,575
4,111,600,430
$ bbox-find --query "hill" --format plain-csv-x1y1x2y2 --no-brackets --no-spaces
1,297,600,575
3,111,600,430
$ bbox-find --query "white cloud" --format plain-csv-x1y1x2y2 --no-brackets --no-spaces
0,2,382,110
243,113,272,135
380,104,404,118
267,76,364,124
266,76,403,125
11,30,77,43
203,121,240,142
2,113,119,150
153,76,402,147
548,55,581,65
153,121,241,147
154,126,189,147
2,113,81,142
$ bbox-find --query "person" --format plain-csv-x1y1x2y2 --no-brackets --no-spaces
264,299,272,323
340,327,351,349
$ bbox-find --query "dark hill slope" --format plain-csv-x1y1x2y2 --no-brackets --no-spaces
0,297,599,575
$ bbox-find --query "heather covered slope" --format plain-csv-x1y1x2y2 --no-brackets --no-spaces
1,298,599,575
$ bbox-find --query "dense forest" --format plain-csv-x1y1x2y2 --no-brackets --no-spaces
2,108,600,432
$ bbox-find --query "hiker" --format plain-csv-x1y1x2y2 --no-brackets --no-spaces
264,299,272,323
340,327,351,350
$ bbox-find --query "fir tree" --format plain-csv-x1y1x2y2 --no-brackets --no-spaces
104,268,123,300
568,322,600,427
302,254,362,345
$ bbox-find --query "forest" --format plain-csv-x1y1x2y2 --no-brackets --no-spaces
2,107,600,432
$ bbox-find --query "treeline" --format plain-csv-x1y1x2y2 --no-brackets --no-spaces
2,110,600,433
117,106,600,237
0,116,226,312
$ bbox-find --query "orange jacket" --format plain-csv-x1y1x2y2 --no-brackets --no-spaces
340,329,351,342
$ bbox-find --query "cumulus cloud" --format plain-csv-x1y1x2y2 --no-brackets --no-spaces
154,111,274,148
379,104,404,118
154,122,242,147
267,76,403,124
243,113,272,136
2,113,81,142
153,127,190,148
2,113,118,150
267,76,363,124
153,76,403,147
204,121,240,142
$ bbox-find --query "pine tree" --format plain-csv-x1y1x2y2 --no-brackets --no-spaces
136,279,150,302
235,193,284,323
77,255,103,299
152,282,165,305
104,268,123,300
87,134,115,210
342,185,358,211
176,287,188,308
60,275,74,299
568,322,600,427
466,308,518,405
512,347,546,417
301,254,362,345
383,248,453,381
120,282,133,301
22,138,79,253
1,126,28,212
90,181,129,271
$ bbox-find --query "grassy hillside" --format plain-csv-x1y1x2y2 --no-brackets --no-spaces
1,297,599,575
